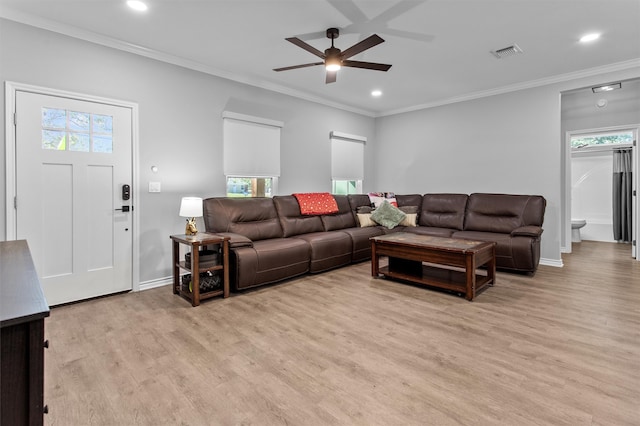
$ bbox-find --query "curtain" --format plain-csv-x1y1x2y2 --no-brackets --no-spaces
612,149,633,242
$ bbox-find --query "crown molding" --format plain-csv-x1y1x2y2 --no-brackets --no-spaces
0,9,376,117
377,59,640,117
2,9,638,119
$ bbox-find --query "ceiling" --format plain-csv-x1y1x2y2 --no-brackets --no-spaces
1,0,639,116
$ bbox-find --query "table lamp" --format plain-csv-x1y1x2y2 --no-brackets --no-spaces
179,197,203,235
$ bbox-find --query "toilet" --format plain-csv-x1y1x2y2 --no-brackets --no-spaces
571,219,587,243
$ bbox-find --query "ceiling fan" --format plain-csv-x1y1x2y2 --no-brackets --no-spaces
273,28,392,84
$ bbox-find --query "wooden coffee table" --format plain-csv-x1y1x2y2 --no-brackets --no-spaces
370,233,496,301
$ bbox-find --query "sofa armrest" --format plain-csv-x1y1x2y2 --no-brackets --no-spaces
511,226,543,238
216,232,254,248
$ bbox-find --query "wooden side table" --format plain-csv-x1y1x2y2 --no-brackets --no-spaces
170,233,230,306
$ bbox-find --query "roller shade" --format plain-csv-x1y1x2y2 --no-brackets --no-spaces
331,131,365,181
223,112,282,177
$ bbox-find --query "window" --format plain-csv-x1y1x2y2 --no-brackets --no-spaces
226,177,273,197
571,130,634,151
41,107,113,153
332,180,361,195
331,131,365,195
223,112,282,197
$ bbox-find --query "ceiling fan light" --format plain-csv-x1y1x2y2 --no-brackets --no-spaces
325,56,341,71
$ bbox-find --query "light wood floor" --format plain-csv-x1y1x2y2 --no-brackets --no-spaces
44,241,640,426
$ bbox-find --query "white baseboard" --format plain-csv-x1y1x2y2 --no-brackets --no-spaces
139,276,173,291
539,258,564,268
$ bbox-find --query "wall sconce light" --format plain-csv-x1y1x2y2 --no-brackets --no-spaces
179,197,203,235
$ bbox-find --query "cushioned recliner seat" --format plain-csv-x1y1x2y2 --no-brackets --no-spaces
324,195,383,262
452,193,545,273
231,238,311,289
273,196,352,273
203,197,310,290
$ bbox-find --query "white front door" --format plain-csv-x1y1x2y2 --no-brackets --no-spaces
15,90,133,305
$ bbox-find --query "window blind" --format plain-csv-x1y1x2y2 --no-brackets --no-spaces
223,112,282,177
331,131,365,181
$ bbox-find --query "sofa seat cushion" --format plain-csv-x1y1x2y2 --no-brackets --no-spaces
339,226,385,262
404,226,456,238
451,231,539,272
293,231,353,273
231,238,310,290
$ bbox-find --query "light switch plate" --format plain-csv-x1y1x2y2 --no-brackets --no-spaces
148,182,161,193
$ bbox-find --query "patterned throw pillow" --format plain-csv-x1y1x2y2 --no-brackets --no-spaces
370,200,406,229
368,192,398,208
293,192,339,215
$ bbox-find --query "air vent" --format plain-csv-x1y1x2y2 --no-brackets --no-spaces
491,44,523,59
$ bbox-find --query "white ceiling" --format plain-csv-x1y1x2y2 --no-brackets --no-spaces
1,0,639,116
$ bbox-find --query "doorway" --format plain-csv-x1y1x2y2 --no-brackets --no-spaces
563,126,638,258
5,82,139,305
560,79,640,260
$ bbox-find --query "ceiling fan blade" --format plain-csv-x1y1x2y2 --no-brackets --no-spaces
285,37,325,59
340,34,385,59
273,62,323,72
327,0,368,24
342,60,392,71
326,70,337,84
383,27,435,43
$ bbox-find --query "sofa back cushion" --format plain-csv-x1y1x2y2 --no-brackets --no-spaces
348,194,373,211
321,195,357,231
396,194,423,209
419,194,468,230
203,197,283,241
464,193,546,233
273,195,324,237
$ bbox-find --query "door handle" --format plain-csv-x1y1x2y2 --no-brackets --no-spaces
115,206,131,212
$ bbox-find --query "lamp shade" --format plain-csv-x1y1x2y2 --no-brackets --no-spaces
179,197,203,218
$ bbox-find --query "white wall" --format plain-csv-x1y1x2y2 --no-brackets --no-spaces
375,69,640,266
0,19,376,284
571,151,616,242
374,87,563,264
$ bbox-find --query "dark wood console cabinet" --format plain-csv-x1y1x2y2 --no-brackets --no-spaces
1,240,50,426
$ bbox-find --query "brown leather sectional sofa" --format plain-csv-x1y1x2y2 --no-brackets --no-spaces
203,193,546,291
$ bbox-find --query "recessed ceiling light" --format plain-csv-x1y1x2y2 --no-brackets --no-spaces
371,90,382,97
592,82,621,93
580,33,600,43
127,1,148,11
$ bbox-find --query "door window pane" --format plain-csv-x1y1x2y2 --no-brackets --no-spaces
41,107,113,153
42,130,66,150
42,108,66,128
69,111,90,131
92,114,113,133
93,135,113,153
69,133,90,152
